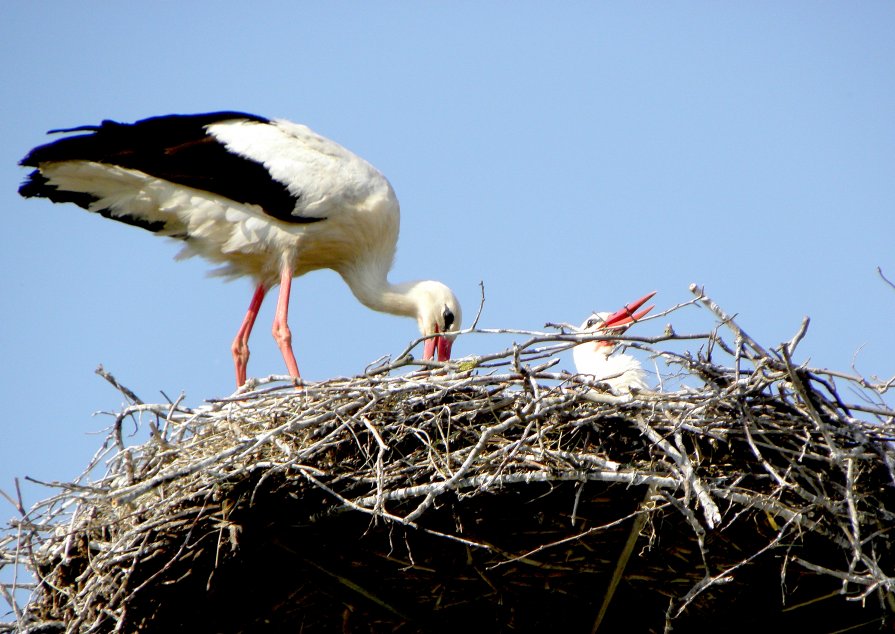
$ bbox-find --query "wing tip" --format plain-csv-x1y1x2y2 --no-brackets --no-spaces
17,170,49,198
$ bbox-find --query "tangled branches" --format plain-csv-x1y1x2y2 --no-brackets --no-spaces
2,287,894,633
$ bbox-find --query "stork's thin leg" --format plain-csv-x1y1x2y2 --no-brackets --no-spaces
232,283,267,387
272,264,302,383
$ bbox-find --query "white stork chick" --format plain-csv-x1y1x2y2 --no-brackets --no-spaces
19,112,462,387
572,292,656,393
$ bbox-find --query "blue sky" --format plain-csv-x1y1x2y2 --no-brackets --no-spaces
1,3,893,516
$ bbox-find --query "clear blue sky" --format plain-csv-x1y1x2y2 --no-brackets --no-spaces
1,3,893,512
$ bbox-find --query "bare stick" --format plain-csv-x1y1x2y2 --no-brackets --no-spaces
592,484,657,633
689,284,770,358
879,266,895,292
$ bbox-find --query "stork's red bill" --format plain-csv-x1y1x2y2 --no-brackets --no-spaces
600,291,656,331
19,112,462,387
591,291,656,348
573,292,656,393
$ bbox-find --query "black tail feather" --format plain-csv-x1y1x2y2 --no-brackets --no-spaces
18,170,166,233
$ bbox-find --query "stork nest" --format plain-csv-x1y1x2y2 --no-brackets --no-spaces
2,286,894,633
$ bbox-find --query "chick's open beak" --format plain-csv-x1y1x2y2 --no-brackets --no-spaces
601,291,657,333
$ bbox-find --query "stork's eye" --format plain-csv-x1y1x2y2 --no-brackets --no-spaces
585,317,600,329
443,306,455,330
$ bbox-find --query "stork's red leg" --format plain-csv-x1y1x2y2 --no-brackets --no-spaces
272,263,302,383
232,283,267,387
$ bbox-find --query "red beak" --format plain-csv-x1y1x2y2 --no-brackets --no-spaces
423,326,453,361
437,336,453,361
601,291,656,332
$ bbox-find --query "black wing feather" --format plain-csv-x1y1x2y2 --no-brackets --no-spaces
18,171,167,232
19,111,320,225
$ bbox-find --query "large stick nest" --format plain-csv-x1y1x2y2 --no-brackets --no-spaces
2,287,894,633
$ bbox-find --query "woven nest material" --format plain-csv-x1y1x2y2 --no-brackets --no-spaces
2,287,894,633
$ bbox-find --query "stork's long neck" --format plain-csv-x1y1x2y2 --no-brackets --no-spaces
339,259,418,319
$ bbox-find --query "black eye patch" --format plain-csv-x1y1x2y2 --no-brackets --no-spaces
442,306,455,330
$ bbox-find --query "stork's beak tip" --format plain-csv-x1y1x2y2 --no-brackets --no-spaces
602,291,657,330
437,336,453,361
423,332,453,362
423,337,436,361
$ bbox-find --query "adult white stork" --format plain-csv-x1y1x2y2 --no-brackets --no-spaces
19,111,462,387
572,292,655,393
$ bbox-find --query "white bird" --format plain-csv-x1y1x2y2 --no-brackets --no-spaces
19,111,462,387
572,292,655,393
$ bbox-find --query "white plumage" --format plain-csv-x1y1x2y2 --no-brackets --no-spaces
19,112,462,387
572,292,655,393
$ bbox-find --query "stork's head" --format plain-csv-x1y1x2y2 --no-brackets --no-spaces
575,292,656,353
577,312,614,356
413,281,462,361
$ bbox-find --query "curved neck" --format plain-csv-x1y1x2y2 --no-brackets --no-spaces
339,260,418,319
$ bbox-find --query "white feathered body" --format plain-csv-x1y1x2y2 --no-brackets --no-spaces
33,119,400,290
572,342,649,393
